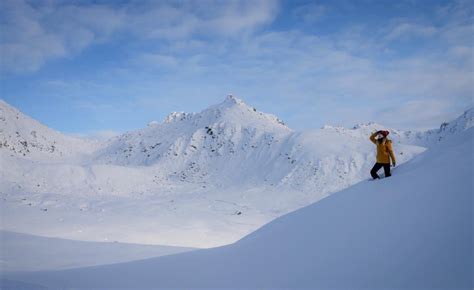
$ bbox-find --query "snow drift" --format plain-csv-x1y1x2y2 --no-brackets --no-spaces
6,127,473,289
0,231,193,272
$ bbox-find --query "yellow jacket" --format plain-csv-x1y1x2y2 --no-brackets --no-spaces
370,132,396,164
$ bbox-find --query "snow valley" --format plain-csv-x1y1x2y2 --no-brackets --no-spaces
0,96,472,251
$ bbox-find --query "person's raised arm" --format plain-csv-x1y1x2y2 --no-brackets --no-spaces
369,131,379,144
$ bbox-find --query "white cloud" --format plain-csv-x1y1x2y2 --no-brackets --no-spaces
293,3,327,23
384,22,437,42
448,45,472,59
4,0,472,131
435,0,473,23
0,0,123,73
201,0,279,35
0,0,278,74
136,53,180,69
0,0,66,73
88,10,472,129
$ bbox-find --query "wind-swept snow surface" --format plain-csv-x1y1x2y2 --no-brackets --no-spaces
0,231,194,272
7,128,473,289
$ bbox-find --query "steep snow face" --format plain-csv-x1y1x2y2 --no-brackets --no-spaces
0,100,99,161
9,128,472,289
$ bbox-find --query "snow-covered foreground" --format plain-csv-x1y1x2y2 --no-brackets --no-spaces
5,128,472,289
0,231,194,272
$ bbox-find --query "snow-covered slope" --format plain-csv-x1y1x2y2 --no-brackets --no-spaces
0,230,194,272
400,107,474,146
10,127,472,289
0,100,98,160
0,97,471,248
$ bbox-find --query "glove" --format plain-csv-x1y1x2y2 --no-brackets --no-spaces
392,163,396,167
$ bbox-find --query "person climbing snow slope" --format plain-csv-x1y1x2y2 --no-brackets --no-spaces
369,130,396,179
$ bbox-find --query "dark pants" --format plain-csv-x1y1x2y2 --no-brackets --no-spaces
371,163,391,179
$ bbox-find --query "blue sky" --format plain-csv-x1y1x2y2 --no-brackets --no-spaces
1,0,472,138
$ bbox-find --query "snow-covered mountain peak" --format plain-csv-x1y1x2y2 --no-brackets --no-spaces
399,107,473,146
322,122,384,131
164,111,194,124
153,96,288,131
223,94,245,107
202,95,248,113
201,95,289,131
0,99,99,160
320,122,391,139
320,124,343,130
93,96,293,168
438,107,473,133
352,122,380,130
1,99,24,121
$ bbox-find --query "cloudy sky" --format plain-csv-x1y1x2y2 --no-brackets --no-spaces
1,0,472,137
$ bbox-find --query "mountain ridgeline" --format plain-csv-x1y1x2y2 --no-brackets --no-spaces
92,95,295,187
0,100,98,160
1,96,472,195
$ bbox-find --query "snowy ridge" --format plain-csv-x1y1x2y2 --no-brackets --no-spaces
320,108,474,147
0,100,98,161
0,230,194,272
321,122,390,138
400,107,473,146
